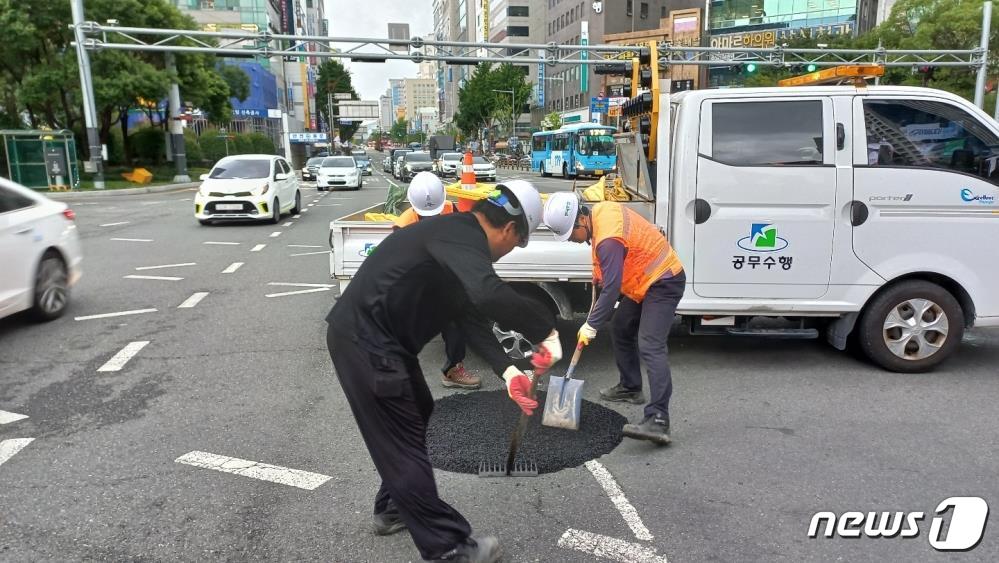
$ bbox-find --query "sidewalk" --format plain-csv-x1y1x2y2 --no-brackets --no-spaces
44,181,200,199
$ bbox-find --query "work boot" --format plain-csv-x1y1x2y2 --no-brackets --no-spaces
622,415,671,446
434,536,501,562
372,512,407,536
442,363,481,390
599,383,645,404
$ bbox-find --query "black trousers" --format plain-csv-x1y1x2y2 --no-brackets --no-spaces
611,273,686,421
441,321,466,374
327,325,471,560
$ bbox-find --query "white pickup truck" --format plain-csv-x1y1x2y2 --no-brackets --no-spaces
331,84,999,373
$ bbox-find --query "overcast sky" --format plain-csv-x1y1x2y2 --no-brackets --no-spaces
325,0,434,101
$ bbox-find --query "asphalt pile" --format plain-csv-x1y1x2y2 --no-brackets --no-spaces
426,390,626,475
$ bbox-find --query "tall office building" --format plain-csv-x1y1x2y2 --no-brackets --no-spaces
544,0,680,122
404,79,439,130
379,93,394,131
434,0,478,124
487,0,546,133
389,79,407,123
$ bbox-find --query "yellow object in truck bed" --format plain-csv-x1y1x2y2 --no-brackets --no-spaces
364,212,399,222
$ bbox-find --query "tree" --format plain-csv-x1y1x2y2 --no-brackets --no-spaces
0,0,246,162
454,63,533,140
316,60,361,141
390,118,409,142
541,111,562,130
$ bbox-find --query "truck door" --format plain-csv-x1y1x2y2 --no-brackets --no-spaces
692,97,837,299
851,96,999,311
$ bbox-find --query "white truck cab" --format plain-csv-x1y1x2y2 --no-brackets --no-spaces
331,83,999,373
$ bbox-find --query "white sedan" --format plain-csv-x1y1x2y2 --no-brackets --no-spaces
0,177,82,322
316,156,362,191
194,155,301,225
472,156,497,182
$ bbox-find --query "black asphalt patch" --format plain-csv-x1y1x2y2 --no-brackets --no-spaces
427,389,626,475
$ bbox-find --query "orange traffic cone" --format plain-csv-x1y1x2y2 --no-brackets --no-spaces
457,150,477,212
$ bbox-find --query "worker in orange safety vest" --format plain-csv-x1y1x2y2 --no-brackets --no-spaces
543,192,685,445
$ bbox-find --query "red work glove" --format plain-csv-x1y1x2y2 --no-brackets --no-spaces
503,366,537,416
530,330,563,374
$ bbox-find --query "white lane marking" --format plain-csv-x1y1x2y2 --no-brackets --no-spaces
100,221,130,227
301,209,309,213
293,214,301,219
282,221,293,227
290,251,328,257
585,460,654,541
75,308,158,321
250,244,267,252
110,238,153,243
314,204,343,207
557,529,668,563
0,411,28,425
269,231,282,238
267,282,335,288
203,241,240,246
0,439,35,467
221,262,244,274
265,287,331,298
124,275,183,281
178,292,209,309
135,263,196,271
175,451,331,490
287,245,323,248
140,200,165,205
97,341,150,372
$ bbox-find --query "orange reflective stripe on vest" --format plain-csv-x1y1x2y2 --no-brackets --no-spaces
393,200,456,229
591,202,683,302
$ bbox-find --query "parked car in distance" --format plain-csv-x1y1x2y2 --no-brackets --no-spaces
472,156,497,182
354,154,373,176
0,177,82,322
302,156,324,181
195,155,301,225
400,152,433,182
435,152,463,177
317,156,362,191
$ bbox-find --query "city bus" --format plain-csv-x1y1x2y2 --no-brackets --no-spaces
531,123,617,178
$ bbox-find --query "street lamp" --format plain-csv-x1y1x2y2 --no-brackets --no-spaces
492,88,516,140
544,77,567,123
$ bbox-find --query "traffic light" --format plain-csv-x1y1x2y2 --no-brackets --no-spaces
623,40,664,161
806,64,818,72
745,63,758,74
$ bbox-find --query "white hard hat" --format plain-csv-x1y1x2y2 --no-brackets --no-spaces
495,179,543,247
407,171,446,216
543,191,580,242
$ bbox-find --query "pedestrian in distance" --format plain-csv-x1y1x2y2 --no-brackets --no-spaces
326,180,563,562
543,192,686,445
393,171,479,390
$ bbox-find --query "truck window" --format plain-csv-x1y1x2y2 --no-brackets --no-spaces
862,99,999,184
712,101,824,166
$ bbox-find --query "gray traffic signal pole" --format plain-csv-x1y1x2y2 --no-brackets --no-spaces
71,0,104,189
975,1,992,109
165,53,190,182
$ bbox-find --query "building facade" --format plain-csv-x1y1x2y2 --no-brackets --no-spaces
379,93,394,131
544,0,685,122
487,0,546,133
404,79,439,128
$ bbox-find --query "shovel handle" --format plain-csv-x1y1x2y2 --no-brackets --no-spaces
564,341,585,380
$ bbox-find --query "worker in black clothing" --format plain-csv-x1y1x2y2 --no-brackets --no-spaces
326,180,562,562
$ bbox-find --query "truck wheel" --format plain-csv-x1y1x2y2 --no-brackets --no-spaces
857,280,964,373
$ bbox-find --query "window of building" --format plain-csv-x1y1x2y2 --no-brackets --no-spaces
640,2,649,19
508,6,529,17
712,101,825,166
508,26,530,37
626,0,633,16
661,6,667,19
862,99,999,184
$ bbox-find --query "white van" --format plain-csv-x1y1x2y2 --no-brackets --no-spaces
331,84,999,373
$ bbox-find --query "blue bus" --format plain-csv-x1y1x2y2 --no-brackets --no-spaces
531,123,617,178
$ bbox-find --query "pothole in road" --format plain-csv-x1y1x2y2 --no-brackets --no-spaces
427,390,626,475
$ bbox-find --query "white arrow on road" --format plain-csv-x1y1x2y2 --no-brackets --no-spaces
0,438,35,468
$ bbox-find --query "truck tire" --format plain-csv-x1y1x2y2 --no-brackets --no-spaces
857,280,964,373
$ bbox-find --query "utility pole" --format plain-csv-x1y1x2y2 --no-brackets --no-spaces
165,53,190,182
975,1,992,108
71,0,104,189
